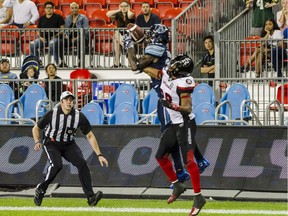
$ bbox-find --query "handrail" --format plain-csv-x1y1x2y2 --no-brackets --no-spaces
35,99,54,122
265,99,283,126
240,99,262,125
202,119,249,125
6,99,24,119
215,100,232,120
0,118,36,125
137,109,157,124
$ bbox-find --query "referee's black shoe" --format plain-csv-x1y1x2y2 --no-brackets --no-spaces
34,188,45,206
88,191,103,206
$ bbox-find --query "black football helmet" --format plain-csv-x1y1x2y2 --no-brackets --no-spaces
167,54,194,78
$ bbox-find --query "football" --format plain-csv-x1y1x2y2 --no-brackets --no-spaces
127,23,145,44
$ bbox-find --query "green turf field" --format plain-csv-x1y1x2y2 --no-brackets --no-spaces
0,197,287,216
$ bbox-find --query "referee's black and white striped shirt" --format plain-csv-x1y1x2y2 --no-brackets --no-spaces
37,106,92,143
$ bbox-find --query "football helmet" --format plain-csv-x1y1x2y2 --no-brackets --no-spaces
167,54,194,78
146,24,170,44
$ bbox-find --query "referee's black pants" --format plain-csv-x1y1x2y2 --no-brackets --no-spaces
37,141,94,198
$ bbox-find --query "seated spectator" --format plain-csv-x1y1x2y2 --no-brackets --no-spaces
19,65,38,93
29,1,65,67
276,0,288,30
0,0,12,28
0,58,19,98
3,0,39,28
243,19,286,78
136,2,160,28
60,2,89,67
200,35,215,87
44,63,62,103
106,0,135,68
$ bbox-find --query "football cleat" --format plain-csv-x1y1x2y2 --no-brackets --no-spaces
189,194,206,216
170,169,190,189
87,191,103,206
197,157,210,174
34,188,45,206
167,181,186,204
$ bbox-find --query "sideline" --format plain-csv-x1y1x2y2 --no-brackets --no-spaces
0,206,286,215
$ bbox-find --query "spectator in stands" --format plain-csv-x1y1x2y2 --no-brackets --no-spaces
29,1,65,68
60,2,89,67
0,0,12,28
276,0,288,30
44,63,62,103
0,58,19,97
19,65,38,93
106,0,135,68
245,0,279,36
243,18,285,78
3,0,39,28
200,35,215,87
136,2,160,28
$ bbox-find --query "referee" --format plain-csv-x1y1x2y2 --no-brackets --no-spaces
32,91,108,206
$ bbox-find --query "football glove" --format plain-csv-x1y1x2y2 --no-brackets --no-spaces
160,98,180,111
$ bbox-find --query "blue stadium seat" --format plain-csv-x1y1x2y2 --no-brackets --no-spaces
18,84,48,119
0,84,15,118
192,83,216,110
193,102,216,125
219,83,251,121
142,88,158,114
0,102,9,124
81,101,104,125
108,83,139,114
109,102,139,125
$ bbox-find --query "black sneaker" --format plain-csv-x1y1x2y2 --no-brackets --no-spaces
34,188,45,206
87,191,103,206
189,194,206,215
167,181,186,204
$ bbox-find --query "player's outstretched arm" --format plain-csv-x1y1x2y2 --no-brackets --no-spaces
86,131,108,167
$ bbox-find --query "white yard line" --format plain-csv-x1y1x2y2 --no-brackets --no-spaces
0,206,286,215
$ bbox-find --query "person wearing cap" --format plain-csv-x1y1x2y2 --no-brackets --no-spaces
0,58,19,97
32,91,108,207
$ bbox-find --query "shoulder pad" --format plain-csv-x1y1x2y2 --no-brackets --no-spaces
145,44,166,58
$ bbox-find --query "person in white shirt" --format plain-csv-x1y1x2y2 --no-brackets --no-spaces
0,0,12,28
276,0,288,30
3,0,39,28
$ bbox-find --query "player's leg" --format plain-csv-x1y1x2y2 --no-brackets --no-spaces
156,126,186,204
63,142,102,206
34,143,63,206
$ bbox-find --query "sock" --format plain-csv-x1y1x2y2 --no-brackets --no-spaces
186,150,201,193
156,156,178,182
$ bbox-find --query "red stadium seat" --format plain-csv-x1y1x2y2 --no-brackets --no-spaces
106,0,122,10
82,0,104,18
150,8,160,17
130,0,153,6
59,0,82,19
239,36,261,67
53,9,64,17
154,1,174,19
178,0,194,9
0,25,19,56
93,24,116,55
89,9,110,27
161,7,183,27
20,25,38,55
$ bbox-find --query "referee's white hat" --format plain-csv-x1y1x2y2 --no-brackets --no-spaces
60,91,75,101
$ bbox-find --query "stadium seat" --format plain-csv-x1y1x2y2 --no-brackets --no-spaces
219,83,251,121
92,24,116,55
20,25,38,56
36,0,59,16
108,83,139,114
70,69,93,108
178,0,194,9
81,101,105,125
106,0,122,10
239,36,261,68
0,25,19,56
0,84,15,121
82,0,104,19
53,9,64,17
18,84,48,119
192,83,216,110
109,102,139,125
151,8,160,17
89,9,110,26
193,102,216,125
154,1,174,19
270,83,288,111
142,88,158,114
161,7,183,27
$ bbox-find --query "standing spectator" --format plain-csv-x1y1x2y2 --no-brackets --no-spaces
3,0,39,28
44,63,62,103
200,35,215,87
0,58,19,98
276,0,288,30
0,0,12,28
60,2,89,67
158,54,206,215
106,0,135,68
136,2,160,28
29,1,65,68
245,0,279,36
32,91,108,207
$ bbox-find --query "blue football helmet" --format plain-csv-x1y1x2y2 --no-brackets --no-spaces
146,24,170,44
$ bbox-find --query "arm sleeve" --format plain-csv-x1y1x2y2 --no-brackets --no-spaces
145,44,165,58
79,112,92,135
37,110,53,129
30,3,40,24
3,0,13,8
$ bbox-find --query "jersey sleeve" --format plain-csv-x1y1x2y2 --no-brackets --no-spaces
144,44,165,58
79,112,92,135
176,77,195,94
37,110,53,129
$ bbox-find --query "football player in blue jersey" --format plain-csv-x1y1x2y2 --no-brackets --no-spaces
124,24,209,187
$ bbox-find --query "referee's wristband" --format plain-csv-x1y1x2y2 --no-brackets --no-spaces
97,153,104,158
